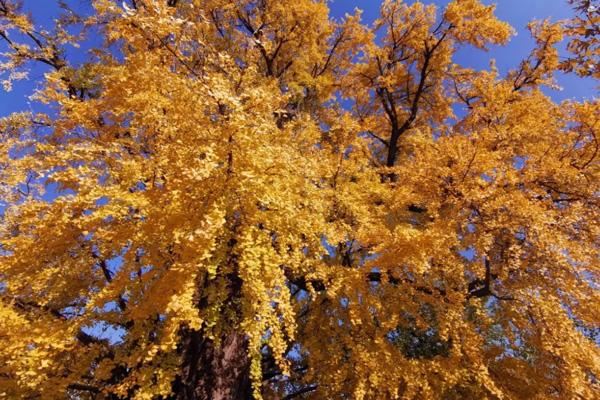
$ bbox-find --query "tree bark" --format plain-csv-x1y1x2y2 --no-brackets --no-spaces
174,329,252,400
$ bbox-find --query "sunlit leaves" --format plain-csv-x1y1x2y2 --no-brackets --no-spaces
0,0,598,399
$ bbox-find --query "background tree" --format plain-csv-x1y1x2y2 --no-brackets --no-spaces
0,0,598,399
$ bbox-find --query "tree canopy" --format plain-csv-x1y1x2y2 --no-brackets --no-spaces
0,0,598,399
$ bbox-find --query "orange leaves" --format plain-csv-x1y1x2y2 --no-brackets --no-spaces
509,20,564,90
444,0,512,49
561,0,600,79
0,0,599,399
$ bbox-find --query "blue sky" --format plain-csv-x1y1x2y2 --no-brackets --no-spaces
0,0,594,117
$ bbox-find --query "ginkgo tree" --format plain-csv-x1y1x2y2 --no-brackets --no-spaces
0,0,598,399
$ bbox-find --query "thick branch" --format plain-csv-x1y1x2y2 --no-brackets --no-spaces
288,257,510,301
283,384,318,400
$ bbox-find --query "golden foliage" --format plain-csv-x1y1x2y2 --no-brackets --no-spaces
0,0,598,399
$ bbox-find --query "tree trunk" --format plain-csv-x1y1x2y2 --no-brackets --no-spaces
174,329,252,400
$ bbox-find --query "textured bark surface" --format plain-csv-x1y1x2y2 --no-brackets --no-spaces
175,330,251,400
